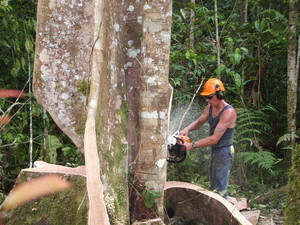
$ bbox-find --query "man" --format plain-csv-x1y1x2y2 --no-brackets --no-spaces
180,78,236,199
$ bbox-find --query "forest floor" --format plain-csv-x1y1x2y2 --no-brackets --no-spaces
244,186,286,225
257,208,284,225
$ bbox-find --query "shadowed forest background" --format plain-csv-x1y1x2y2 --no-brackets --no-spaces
0,0,299,223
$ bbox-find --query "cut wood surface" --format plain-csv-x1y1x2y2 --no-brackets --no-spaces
84,117,110,225
228,196,248,211
164,181,252,225
30,161,86,176
241,210,261,225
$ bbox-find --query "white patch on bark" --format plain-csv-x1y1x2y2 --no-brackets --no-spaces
143,20,162,33
41,73,49,82
114,23,120,32
110,64,117,71
126,47,141,58
141,111,166,120
127,5,134,12
110,40,118,49
61,93,69,100
128,40,134,46
155,159,166,169
145,57,154,65
39,49,52,62
144,4,151,10
141,111,158,119
116,95,122,109
159,111,166,120
57,109,73,125
80,95,86,103
124,62,133,69
149,135,156,140
137,16,143,24
40,65,52,78
146,76,157,85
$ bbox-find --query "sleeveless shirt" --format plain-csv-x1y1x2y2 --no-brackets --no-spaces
208,105,234,149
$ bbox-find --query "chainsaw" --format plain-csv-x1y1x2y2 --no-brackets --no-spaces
167,131,191,163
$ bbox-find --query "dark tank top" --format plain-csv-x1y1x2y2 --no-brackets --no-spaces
208,105,234,149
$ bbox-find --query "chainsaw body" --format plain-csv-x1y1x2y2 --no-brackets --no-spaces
167,131,191,163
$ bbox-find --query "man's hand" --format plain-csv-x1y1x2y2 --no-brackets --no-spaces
183,141,193,151
179,128,189,136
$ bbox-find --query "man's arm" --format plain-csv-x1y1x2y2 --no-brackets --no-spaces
184,107,236,150
179,105,210,136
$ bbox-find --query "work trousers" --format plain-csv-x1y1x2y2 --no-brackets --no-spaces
209,146,233,199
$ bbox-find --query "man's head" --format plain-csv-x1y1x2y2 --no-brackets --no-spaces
200,78,225,100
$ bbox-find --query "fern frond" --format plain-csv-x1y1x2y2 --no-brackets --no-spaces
238,151,279,175
276,133,299,146
237,122,270,130
237,128,262,136
235,106,272,148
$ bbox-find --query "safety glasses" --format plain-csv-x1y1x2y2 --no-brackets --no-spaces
204,94,215,99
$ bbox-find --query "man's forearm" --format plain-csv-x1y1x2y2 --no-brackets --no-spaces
193,135,219,148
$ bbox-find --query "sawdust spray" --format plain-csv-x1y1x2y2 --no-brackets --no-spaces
167,101,211,185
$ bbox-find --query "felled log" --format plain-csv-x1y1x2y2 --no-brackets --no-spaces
3,161,88,225
164,181,252,225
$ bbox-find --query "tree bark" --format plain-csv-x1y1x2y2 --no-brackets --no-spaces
287,0,298,164
240,0,248,24
190,0,195,48
214,0,221,67
33,0,173,223
130,1,173,221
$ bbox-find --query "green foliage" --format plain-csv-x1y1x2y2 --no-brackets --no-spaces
76,80,88,94
234,106,274,147
285,144,300,225
232,105,286,188
170,0,291,196
237,151,281,176
277,133,299,150
248,185,287,210
46,135,62,164
142,189,162,209
0,0,84,199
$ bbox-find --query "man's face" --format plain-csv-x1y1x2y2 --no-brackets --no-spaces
204,93,217,105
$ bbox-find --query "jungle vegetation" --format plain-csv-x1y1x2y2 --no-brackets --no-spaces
0,0,299,222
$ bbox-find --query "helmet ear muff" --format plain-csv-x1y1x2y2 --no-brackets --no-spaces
215,84,224,99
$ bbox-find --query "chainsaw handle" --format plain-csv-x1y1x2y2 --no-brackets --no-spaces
175,136,185,145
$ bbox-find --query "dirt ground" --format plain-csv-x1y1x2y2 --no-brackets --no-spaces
257,209,284,225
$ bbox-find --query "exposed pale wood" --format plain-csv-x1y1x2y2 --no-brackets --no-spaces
33,161,85,176
228,196,248,211
132,218,164,225
84,117,110,225
241,210,260,225
164,181,252,225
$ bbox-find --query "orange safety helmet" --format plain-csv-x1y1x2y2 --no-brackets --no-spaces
200,78,225,96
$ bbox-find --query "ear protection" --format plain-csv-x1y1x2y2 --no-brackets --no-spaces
215,84,224,99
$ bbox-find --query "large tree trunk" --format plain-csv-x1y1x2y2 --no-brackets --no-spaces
33,0,173,223
286,0,298,165
130,2,173,221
